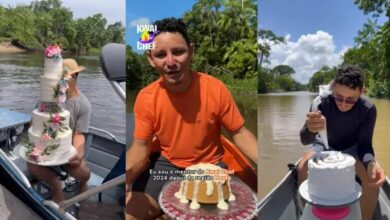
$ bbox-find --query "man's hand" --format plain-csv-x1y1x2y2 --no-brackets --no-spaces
367,161,385,188
68,131,85,167
68,151,83,167
306,111,326,133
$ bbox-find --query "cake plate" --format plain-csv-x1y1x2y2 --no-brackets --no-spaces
159,179,257,220
299,180,362,207
19,145,77,166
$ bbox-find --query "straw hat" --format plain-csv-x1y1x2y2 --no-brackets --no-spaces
63,58,86,75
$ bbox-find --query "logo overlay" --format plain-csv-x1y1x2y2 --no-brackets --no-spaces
137,25,158,50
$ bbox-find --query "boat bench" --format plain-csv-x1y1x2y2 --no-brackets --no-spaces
84,128,125,203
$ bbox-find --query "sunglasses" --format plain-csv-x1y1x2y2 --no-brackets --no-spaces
332,93,358,105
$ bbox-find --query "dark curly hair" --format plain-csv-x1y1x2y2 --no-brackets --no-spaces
154,17,190,46
333,65,364,90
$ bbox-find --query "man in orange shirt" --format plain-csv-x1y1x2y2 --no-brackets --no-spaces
126,18,257,219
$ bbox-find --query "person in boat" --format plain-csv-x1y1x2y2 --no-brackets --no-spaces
28,59,91,203
125,17,258,219
298,65,385,220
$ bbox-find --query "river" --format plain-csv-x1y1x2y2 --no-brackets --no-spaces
0,52,125,143
258,91,390,199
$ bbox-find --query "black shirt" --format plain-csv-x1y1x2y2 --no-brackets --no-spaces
300,95,376,161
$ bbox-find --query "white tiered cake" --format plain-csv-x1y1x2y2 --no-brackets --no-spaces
24,45,74,163
307,151,357,202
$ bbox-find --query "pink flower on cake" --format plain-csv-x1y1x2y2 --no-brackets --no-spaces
28,145,45,162
45,45,61,58
39,102,48,112
51,114,61,124
40,133,52,142
32,145,43,154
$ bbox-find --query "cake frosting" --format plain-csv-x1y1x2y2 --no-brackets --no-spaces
174,163,235,210
307,151,356,201
40,76,63,102
25,45,73,163
43,58,62,77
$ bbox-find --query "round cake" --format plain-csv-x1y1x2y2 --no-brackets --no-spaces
174,163,236,210
308,151,356,201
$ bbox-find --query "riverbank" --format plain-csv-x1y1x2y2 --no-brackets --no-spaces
0,42,26,53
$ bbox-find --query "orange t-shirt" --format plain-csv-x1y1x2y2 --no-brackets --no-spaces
133,72,244,168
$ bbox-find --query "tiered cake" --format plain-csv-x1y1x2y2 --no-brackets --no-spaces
25,45,73,163
307,151,357,201
174,163,236,210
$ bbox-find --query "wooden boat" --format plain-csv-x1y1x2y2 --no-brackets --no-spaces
258,162,390,219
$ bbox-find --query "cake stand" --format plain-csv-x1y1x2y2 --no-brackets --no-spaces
159,179,257,220
299,180,362,207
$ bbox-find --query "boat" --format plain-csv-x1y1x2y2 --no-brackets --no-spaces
258,162,390,219
0,43,126,219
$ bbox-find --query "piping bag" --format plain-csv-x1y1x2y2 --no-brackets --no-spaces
311,84,332,150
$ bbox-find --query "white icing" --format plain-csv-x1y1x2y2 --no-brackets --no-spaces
31,109,70,135
175,163,234,210
217,181,228,210
40,76,60,102
190,180,200,209
43,58,62,78
205,181,214,196
227,180,236,201
308,151,356,201
180,180,189,204
28,127,72,160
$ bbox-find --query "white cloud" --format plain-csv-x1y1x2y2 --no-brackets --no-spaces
128,17,151,28
0,0,125,25
266,31,349,83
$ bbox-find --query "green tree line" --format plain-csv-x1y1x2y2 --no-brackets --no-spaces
126,0,258,92
306,0,390,98
0,0,124,52
258,0,390,98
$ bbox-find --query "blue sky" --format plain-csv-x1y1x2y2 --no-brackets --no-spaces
126,0,196,51
258,0,387,83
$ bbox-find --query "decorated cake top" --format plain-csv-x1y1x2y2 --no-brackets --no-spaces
309,151,355,169
44,44,62,61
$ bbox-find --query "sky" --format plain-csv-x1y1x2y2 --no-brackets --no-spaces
0,0,125,25
126,0,196,52
258,0,387,83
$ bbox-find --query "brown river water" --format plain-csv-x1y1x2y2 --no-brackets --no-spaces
258,91,390,199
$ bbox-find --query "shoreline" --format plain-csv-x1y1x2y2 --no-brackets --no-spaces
0,42,27,53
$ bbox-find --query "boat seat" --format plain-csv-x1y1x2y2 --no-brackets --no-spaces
83,129,125,202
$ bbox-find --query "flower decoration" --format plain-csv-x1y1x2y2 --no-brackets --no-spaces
25,142,59,163
39,102,61,113
38,102,48,112
39,133,52,142
26,143,44,162
45,44,62,61
42,113,68,139
53,67,70,106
